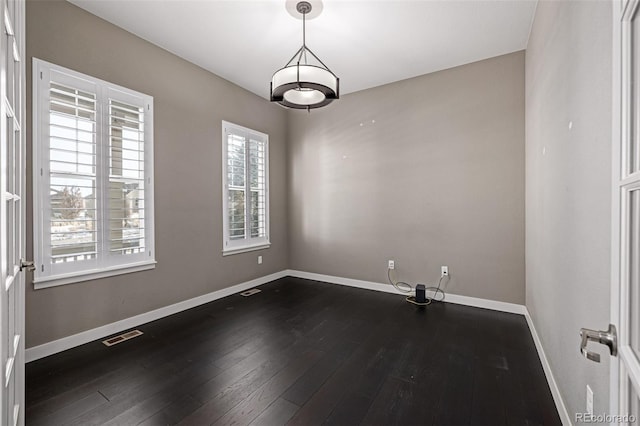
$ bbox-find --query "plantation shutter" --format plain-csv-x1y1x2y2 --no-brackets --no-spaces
227,132,246,241
248,137,267,239
33,59,155,287
47,78,98,267
223,122,269,254
107,98,146,258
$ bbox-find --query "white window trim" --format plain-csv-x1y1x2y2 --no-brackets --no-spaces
31,261,157,289
32,58,155,288
222,243,271,257
221,120,270,255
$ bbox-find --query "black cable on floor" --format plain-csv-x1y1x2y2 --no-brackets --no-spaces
387,268,448,304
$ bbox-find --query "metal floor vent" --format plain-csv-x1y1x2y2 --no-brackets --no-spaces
240,288,262,297
102,330,143,347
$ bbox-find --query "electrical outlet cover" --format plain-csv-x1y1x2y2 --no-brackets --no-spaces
388,260,395,270
586,385,593,415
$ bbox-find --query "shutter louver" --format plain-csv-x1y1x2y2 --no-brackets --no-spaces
108,99,146,256
48,82,98,264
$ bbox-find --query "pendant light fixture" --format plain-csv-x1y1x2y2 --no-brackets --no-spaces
270,1,339,110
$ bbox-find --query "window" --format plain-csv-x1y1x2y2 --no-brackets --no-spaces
32,59,155,288
222,121,269,255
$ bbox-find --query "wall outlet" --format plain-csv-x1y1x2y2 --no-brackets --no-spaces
258,255,263,265
388,260,395,270
586,385,593,415
441,266,449,277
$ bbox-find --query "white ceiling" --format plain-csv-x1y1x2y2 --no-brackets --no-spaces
68,0,538,99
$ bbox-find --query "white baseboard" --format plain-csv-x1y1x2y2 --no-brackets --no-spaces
284,269,527,315
525,310,571,426
26,269,525,363
25,270,288,363
25,268,567,426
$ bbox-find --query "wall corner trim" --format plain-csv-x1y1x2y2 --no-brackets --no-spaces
524,310,572,426
25,270,288,363
284,269,528,315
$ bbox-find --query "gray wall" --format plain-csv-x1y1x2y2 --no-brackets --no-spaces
287,52,526,304
25,0,289,347
526,0,612,419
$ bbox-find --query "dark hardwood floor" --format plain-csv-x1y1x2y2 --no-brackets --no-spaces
26,277,561,425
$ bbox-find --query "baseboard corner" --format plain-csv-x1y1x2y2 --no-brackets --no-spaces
524,309,572,426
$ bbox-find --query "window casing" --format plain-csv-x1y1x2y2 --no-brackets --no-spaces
222,121,269,255
33,59,155,288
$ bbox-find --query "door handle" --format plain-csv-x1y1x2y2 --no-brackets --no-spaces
19,259,35,272
580,324,617,363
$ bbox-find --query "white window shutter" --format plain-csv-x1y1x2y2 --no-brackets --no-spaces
227,132,246,241
48,81,99,265
248,137,267,239
107,99,146,259
33,58,155,287
222,121,269,255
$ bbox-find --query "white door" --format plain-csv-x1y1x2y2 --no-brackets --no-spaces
0,0,25,424
612,0,640,422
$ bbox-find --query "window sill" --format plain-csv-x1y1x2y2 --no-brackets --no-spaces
222,243,270,256
33,260,157,289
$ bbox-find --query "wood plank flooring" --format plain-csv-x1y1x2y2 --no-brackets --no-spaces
26,277,561,425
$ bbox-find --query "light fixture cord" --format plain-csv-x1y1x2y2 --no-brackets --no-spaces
302,10,308,64
296,9,308,66
296,7,309,89
302,9,306,47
